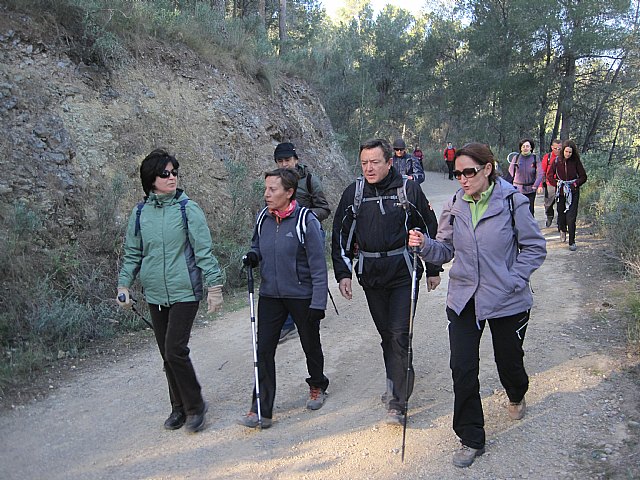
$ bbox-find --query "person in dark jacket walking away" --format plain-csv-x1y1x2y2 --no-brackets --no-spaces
408,143,546,468
273,142,331,343
443,141,456,180
508,138,543,216
546,139,588,251
239,168,329,428
117,149,224,433
392,138,425,184
332,138,441,426
541,139,561,227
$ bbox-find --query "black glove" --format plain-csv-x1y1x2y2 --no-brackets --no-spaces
242,251,259,267
308,308,325,322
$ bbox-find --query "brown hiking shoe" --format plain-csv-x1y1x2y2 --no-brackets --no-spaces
508,398,526,420
452,445,485,468
384,409,405,426
306,386,327,410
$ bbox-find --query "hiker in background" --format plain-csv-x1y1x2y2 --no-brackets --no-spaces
273,142,331,343
443,141,456,180
239,168,329,429
546,139,588,251
332,138,441,426
412,145,424,169
408,142,546,468
117,148,224,433
508,138,543,216
541,139,562,227
392,138,425,184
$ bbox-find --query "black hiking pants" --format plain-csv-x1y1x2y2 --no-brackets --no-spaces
364,283,416,414
149,301,205,416
448,300,529,450
250,296,329,419
557,188,580,245
446,160,454,180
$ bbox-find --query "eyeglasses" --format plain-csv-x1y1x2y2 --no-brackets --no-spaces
453,166,483,180
158,169,179,178
394,148,405,151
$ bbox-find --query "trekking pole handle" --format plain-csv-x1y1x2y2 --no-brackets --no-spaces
410,228,422,254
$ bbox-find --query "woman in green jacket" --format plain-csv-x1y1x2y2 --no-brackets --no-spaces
117,149,224,433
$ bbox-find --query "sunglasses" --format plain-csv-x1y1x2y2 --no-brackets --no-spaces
394,148,405,151
158,169,179,179
453,165,483,180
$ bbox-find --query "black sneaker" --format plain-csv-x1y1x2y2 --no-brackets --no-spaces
164,410,186,430
278,324,298,343
184,401,208,433
545,217,553,228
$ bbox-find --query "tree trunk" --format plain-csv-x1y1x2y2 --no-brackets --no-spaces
210,0,225,15
279,0,287,55
559,52,576,140
257,0,265,25
608,102,625,165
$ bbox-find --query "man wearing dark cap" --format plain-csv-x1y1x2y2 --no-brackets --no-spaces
392,138,424,184
273,142,331,342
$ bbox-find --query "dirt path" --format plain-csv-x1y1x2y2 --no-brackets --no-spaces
1,172,638,479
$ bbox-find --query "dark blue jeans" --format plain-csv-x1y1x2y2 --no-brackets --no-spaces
448,300,529,449
249,296,329,419
364,283,416,414
149,301,204,416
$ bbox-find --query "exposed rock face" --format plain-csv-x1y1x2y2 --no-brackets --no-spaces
0,9,352,244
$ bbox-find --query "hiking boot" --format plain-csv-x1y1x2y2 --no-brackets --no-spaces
384,409,405,426
569,243,577,251
184,401,208,433
560,231,567,243
163,409,186,430
306,386,327,410
278,324,298,343
508,398,526,420
545,217,553,228
236,412,272,429
452,445,485,468
381,391,390,405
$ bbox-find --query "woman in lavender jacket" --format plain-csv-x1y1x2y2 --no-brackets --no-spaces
408,143,546,469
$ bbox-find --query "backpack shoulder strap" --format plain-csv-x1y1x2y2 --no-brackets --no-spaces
178,198,189,231
306,172,313,194
256,206,269,237
135,201,145,236
397,176,409,210
449,192,458,226
352,177,365,216
296,206,311,246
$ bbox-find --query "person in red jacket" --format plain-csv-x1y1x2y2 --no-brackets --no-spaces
443,142,456,180
541,139,562,227
547,139,588,251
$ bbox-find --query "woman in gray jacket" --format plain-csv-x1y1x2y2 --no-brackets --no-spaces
408,143,546,468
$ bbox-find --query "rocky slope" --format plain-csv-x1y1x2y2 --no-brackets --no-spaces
0,7,351,245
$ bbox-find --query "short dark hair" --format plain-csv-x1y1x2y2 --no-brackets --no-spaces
140,149,179,195
454,142,498,183
359,138,392,163
519,137,535,151
264,168,298,200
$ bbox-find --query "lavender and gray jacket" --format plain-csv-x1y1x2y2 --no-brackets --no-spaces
418,178,546,321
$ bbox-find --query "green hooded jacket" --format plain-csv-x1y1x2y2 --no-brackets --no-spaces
118,189,223,306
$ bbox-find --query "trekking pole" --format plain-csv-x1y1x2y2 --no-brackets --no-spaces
244,262,263,429
117,293,153,329
401,228,421,462
327,288,339,316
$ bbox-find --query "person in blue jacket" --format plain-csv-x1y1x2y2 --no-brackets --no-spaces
238,168,329,428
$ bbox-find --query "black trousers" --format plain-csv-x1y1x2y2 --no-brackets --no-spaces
364,283,416,414
557,188,580,245
250,296,329,419
447,300,529,450
149,301,204,416
523,191,536,217
446,161,454,179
